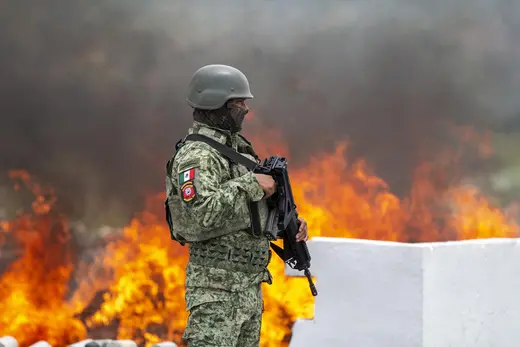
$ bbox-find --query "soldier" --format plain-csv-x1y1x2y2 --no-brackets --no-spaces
164,64,309,347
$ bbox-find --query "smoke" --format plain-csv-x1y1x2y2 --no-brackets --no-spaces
1,0,520,226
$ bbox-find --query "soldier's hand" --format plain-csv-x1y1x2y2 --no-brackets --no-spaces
296,217,308,242
254,173,276,198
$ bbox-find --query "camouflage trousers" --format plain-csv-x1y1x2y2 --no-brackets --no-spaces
183,284,264,347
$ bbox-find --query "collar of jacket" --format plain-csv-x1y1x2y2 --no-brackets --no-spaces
188,121,239,148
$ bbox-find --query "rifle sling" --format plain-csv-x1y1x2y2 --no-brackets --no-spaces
183,134,287,262
185,134,257,169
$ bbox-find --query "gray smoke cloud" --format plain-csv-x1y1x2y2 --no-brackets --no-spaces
1,0,520,226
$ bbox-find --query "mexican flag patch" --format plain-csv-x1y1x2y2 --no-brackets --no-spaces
179,168,195,184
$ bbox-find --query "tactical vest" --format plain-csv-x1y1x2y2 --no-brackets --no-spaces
164,131,272,273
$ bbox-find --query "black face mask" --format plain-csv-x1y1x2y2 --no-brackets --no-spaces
193,102,249,133
227,103,249,132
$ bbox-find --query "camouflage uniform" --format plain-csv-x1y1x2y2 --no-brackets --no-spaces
165,65,272,347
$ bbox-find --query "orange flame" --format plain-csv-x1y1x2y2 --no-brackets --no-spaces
0,124,518,346
0,171,85,346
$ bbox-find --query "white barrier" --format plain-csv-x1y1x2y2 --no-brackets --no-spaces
0,337,18,347
288,237,520,347
151,343,178,347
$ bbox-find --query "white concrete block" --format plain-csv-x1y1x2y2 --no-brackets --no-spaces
288,237,520,347
422,238,520,347
0,336,18,347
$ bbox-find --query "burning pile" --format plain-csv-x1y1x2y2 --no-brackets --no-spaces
0,125,518,347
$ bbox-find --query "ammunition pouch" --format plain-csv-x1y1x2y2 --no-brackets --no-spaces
189,242,271,273
164,197,187,246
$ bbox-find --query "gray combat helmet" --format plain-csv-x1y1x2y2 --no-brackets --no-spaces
186,64,254,110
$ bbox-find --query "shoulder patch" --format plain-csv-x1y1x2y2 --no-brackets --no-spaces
181,181,197,202
178,167,198,203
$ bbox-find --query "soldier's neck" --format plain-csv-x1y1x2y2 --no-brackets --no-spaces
191,121,240,148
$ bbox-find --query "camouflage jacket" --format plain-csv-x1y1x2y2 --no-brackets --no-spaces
165,121,272,298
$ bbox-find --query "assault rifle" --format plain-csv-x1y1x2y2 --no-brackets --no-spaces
253,156,318,297
166,134,318,296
